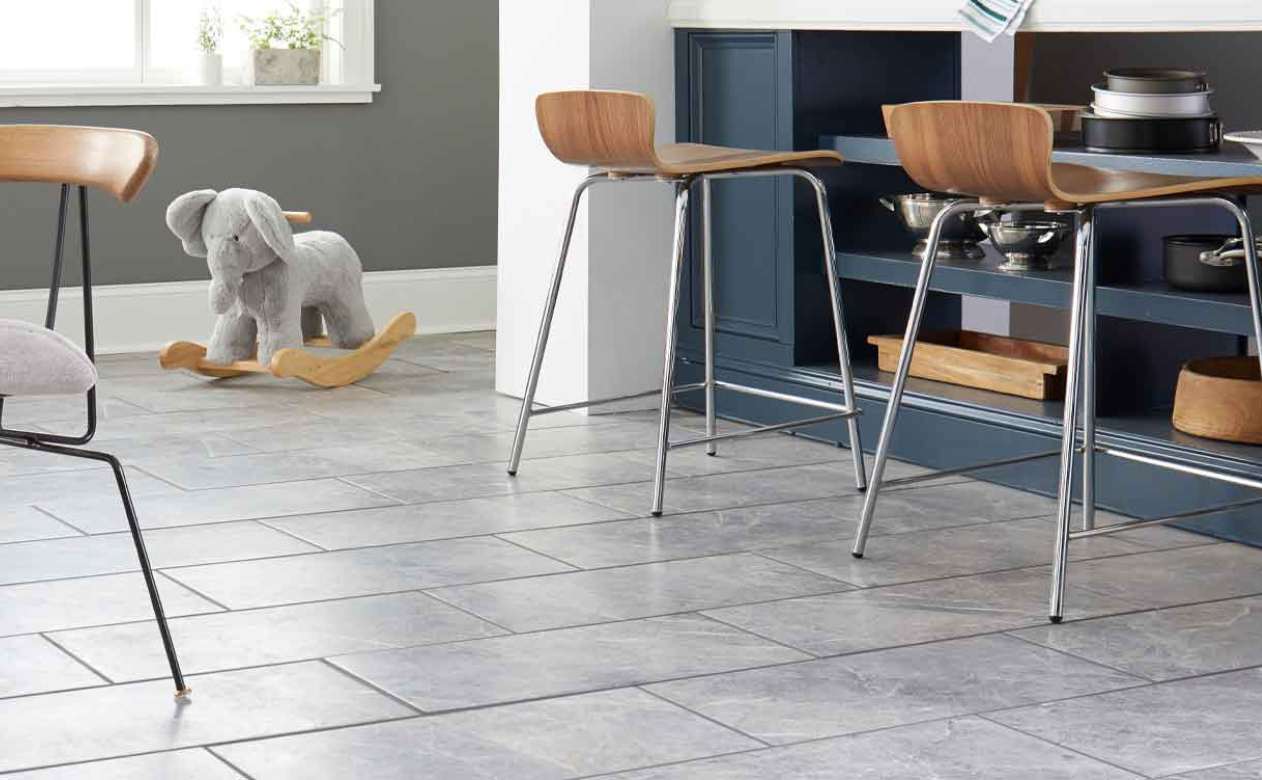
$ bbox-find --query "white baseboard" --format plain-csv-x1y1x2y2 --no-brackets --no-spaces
0,266,497,354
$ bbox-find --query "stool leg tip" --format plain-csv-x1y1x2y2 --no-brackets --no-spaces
506,470,517,477
851,552,863,559
1049,615,1063,624
175,687,192,700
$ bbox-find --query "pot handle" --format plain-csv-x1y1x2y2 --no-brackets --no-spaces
1199,237,1259,266
879,197,896,213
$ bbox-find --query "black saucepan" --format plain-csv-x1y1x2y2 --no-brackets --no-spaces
1163,234,1250,293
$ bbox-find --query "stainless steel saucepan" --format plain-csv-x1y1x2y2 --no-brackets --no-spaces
880,193,986,260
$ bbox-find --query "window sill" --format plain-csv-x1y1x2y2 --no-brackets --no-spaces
0,83,382,108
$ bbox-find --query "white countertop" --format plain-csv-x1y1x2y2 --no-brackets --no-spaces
668,0,1262,32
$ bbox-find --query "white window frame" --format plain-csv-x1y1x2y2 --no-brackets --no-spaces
0,0,379,107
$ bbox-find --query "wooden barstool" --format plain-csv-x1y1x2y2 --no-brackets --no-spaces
508,90,867,515
851,101,1262,622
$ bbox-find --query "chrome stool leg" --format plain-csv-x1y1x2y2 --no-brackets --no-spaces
1081,214,1098,532
651,181,693,516
702,178,718,456
805,171,866,490
1219,198,1262,376
852,201,977,557
508,175,601,476
1050,208,1095,622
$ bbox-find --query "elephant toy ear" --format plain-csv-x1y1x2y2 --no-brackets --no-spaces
243,191,297,263
165,189,217,257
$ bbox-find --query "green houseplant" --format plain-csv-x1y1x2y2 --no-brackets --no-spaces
239,3,338,86
196,5,223,86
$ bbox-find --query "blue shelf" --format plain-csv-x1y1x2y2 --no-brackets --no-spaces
837,245,1257,336
822,134,1262,178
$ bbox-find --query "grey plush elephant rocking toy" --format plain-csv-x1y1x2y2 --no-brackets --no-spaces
160,188,416,387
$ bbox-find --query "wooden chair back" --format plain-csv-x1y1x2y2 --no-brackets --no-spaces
0,125,157,202
536,90,660,170
884,101,1058,204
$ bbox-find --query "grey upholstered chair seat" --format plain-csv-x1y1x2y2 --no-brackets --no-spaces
0,319,97,397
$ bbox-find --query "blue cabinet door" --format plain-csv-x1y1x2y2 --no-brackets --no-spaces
676,31,797,366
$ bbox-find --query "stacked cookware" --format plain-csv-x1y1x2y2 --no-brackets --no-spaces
1081,68,1221,154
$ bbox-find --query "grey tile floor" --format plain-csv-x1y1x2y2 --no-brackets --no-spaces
2,331,1262,777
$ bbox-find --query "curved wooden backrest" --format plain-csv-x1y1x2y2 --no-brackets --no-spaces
0,125,158,202
536,90,660,170
884,102,1057,203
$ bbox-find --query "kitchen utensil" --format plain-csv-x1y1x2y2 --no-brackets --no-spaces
1163,234,1251,292
1224,130,1262,161
1091,83,1213,118
984,220,1072,272
1080,112,1222,153
1104,67,1207,94
1173,356,1262,444
880,193,986,260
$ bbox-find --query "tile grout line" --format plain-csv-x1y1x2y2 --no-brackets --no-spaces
202,746,257,780
314,657,426,715
635,684,776,748
972,713,1153,778
38,631,115,685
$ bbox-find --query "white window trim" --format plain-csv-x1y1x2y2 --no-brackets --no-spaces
0,0,379,107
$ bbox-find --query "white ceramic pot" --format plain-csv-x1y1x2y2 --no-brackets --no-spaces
198,53,223,86
1091,83,1214,118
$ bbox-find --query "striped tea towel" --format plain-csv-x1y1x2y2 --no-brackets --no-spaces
960,0,1035,42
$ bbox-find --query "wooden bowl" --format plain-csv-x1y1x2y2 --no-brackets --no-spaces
1173,356,1262,444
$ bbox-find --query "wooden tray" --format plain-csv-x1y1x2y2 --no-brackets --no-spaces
1173,356,1262,444
868,330,1069,401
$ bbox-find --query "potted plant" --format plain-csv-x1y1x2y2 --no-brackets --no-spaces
196,5,223,86
239,3,338,86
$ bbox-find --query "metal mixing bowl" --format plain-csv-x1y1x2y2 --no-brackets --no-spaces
880,193,987,260
985,220,1072,271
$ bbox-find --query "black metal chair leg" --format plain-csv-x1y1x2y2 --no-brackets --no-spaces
108,455,190,697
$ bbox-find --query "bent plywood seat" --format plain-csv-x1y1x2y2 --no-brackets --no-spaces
536,90,842,175
884,101,1262,209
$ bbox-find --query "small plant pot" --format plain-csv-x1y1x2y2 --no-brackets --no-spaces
198,53,223,86
249,48,320,86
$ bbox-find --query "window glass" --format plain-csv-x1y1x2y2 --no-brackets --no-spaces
0,1,136,79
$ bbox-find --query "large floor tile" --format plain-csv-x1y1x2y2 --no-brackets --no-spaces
1012,594,1262,681
0,467,177,509
608,716,1141,779
163,536,572,609
0,506,80,544
49,591,504,682
418,421,664,466
39,478,396,534
563,463,859,517
500,491,1034,570
430,553,849,632
704,566,1143,657
0,661,413,774
214,688,757,780
0,635,103,698
990,668,1262,777
613,434,850,478
1064,543,1262,610
1167,759,1262,779
331,614,807,712
762,516,1140,588
3,749,243,779
345,451,670,505
0,572,221,636
267,492,630,550
135,445,452,490
105,372,385,413
4,749,242,779
646,634,1142,745
0,522,316,585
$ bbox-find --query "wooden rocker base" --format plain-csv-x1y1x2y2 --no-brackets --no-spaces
159,312,417,388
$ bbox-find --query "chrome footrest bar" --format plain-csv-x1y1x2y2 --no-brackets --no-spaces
879,450,1061,489
529,382,707,416
1071,494,1262,540
712,380,852,413
1099,445,1262,492
667,410,858,450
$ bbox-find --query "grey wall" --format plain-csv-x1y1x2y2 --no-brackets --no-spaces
0,1,497,290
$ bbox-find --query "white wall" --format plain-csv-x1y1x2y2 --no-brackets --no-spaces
496,0,675,410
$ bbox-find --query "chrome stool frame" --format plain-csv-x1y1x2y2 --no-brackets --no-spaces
851,194,1262,622
508,167,867,516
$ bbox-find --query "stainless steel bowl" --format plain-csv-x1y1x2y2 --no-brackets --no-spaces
880,193,986,260
984,220,1072,272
